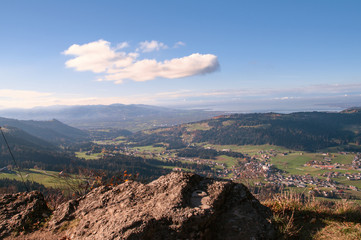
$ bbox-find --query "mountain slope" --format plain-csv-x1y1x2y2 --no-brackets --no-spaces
129,110,361,152
0,126,74,170
0,117,88,144
0,126,55,150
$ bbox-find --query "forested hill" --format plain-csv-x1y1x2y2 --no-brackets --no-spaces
0,117,88,144
0,126,55,150
129,110,361,152
0,118,89,170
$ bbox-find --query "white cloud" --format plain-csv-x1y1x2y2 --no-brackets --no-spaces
0,89,149,109
63,39,137,73
116,42,129,49
64,40,220,83
0,89,52,99
299,83,361,94
141,83,361,103
137,40,168,53
174,41,186,48
2,83,361,110
102,53,219,83
274,97,296,100
0,89,53,109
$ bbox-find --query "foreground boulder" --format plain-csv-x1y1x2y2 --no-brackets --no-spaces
3,172,275,239
0,191,51,239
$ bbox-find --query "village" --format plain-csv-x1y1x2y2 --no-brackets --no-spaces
82,143,361,199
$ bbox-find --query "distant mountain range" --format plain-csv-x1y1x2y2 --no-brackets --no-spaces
0,104,223,131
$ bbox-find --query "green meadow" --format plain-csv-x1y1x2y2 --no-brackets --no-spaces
270,152,359,176
215,155,239,168
93,137,126,145
75,151,103,160
201,144,289,155
131,145,166,153
185,122,212,131
0,168,62,188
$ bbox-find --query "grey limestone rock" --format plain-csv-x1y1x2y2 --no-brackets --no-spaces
0,191,51,239
49,172,275,239
2,172,275,240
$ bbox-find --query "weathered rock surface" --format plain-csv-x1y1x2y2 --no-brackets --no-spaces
2,172,275,239
0,191,51,239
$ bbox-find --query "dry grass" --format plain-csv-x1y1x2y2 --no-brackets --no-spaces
262,191,361,239
314,221,361,240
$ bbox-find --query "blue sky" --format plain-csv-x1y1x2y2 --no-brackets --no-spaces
0,0,360,112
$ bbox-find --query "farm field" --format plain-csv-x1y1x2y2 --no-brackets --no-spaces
201,143,289,155
270,152,358,176
0,168,86,193
93,136,126,145
131,145,166,153
215,155,239,168
75,151,103,160
185,122,212,131
0,168,61,188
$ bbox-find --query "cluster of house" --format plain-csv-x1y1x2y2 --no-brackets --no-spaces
256,150,278,159
265,173,359,192
321,171,343,178
230,161,276,180
321,171,361,181
352,154,361,169
304,159,344,170
250,149,289,161
0,166,15,174
346,173,361,181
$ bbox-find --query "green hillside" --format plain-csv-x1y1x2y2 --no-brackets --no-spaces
0,126,55,150
129,111,361,152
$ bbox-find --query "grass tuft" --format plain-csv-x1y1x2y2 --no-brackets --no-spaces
263,191,361,239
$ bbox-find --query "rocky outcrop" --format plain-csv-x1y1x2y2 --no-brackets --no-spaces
0,191,51,239
2,172,276,239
